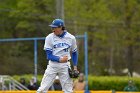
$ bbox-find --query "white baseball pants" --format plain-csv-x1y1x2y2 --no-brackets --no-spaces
37,64,73,93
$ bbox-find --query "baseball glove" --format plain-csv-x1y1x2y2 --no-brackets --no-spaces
68,68,79,78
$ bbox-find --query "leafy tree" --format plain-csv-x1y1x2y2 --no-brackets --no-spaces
0,0,140,76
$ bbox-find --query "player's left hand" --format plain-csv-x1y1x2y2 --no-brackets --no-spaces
73,69,79,78
73,66,78,70
68,66,79,78
69,69,79,78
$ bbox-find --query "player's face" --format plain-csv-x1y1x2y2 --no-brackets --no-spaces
52,27,63,36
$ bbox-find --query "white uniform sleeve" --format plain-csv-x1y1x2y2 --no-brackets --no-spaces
44,35,53,51
71,37,77,52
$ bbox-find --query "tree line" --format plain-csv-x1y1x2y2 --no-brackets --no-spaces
0,0,140,76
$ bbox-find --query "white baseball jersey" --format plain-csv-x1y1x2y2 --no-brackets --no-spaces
44,30,77,66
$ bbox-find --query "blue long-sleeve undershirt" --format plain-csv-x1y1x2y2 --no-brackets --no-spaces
45,50,78,66
72,51,78,66
45,50,60,62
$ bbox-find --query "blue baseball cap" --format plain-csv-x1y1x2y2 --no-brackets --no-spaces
49,19,64,28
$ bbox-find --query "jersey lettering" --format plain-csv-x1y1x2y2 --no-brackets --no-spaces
53,43,70,48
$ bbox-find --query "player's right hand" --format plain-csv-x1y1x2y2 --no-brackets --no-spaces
59,56,68,63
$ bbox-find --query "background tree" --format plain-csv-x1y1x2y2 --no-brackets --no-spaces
0,0,140,76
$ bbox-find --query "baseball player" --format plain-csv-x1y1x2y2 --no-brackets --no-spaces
37,19,79,93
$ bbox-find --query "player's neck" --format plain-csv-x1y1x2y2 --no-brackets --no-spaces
58,30,66,38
